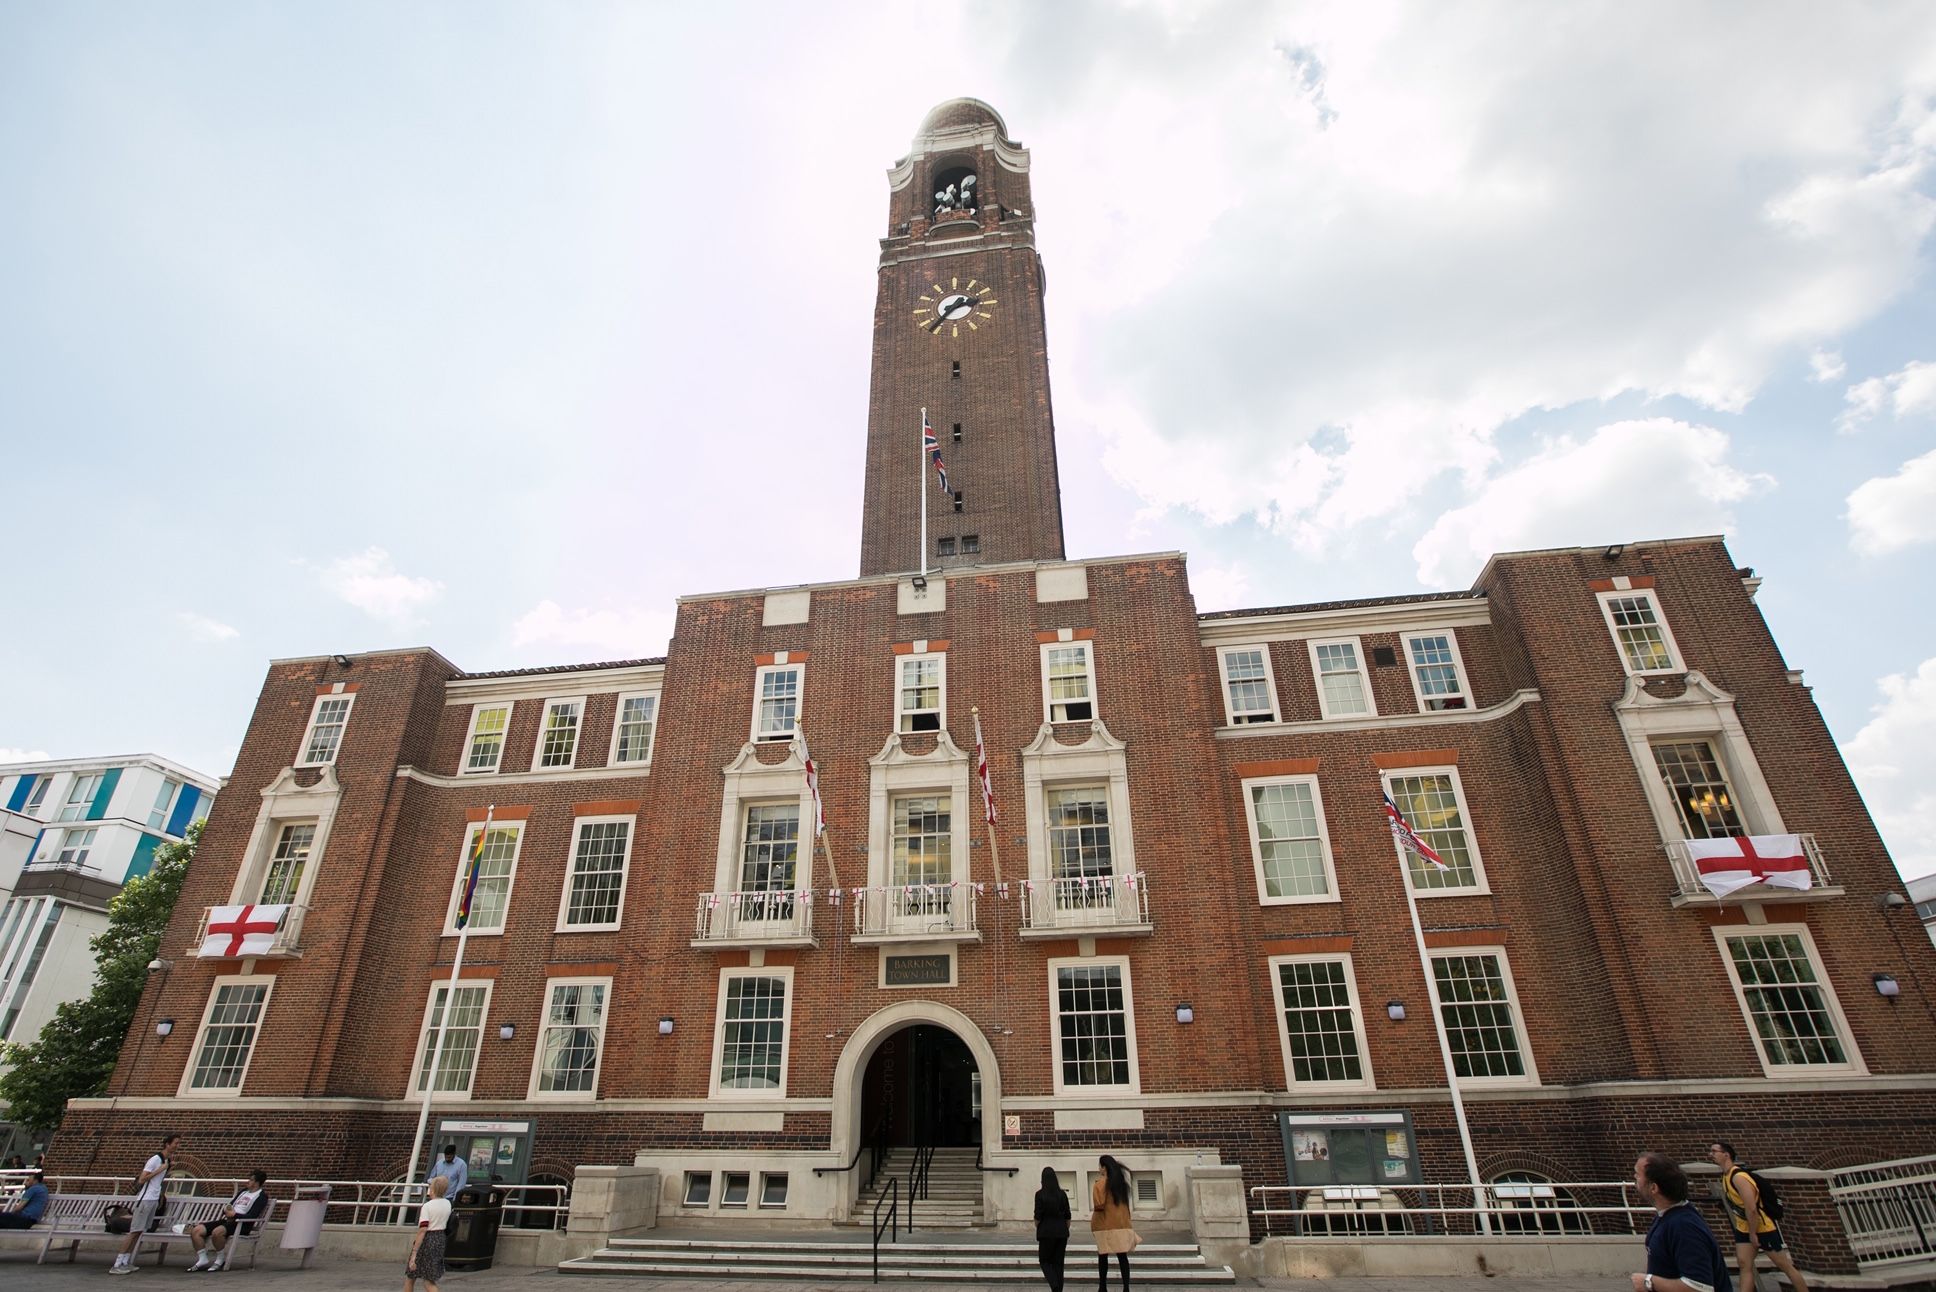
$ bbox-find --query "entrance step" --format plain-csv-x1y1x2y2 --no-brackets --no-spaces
847,1147,989,1228
559,1237,1237,1283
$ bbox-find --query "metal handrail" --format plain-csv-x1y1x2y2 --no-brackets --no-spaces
872,1178,900,1284
907,1143,934,1232
976,1141,1018,1176
1250,1180,1650,1238
0,1174,568,1231
813,1114,889,1183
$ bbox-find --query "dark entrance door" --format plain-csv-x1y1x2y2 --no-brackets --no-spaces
860,1024,979,1148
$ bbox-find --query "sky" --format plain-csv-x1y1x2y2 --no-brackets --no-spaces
1,2,1933,879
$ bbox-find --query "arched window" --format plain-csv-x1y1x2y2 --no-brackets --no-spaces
1491,1171,1590,1234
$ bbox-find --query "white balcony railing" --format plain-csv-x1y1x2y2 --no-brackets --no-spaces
852,881,979,941
1664,833,1834,902
692,889,816,945
188,903,309,957
1019,872,1151,934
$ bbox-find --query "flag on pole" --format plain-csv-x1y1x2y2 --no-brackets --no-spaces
972,710,998,824
923,410,949,494
1383,792,1449,870
796,728,826,837
1685,834,1812,897
456,811,496,928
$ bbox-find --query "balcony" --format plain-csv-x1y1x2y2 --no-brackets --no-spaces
1019,872,1152,939
691,890,817,949
1665,834,1843,907
188,903,310,958
851,882,980,945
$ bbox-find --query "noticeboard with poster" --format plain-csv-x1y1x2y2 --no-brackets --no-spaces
1276,1110,1421,1188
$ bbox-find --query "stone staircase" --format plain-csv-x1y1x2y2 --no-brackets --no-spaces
848,1146,987,1229
558,1235,1238,1283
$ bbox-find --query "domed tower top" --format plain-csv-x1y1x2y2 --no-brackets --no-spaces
883,99,1034,238
918,97,1011,137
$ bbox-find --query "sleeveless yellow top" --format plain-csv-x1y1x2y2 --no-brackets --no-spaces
1723,1167,1777,1234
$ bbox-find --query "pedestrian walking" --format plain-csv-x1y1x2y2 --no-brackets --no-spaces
108,1132,179,1275
1089,1155,1139,1292
1035,1167,1071,1292
1710,1141,1809,1292
404,1175,452,1292
1634,1151,1731,1292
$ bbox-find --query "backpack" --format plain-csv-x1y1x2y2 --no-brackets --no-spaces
1733,1166,1784,1222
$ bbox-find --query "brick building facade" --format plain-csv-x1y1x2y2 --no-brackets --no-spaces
64,101,1936,1255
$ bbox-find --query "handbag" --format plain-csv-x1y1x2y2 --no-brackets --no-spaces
103,1204,133,1235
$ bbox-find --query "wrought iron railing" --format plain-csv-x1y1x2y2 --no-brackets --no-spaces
1664,833,1831,900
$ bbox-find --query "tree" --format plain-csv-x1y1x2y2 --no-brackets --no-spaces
0,820,200,1131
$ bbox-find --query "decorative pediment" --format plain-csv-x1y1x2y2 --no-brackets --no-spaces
1614,669,1733,714
721,742,805,777
869,731,969,769
1020,720,1126,758
259,763,341,802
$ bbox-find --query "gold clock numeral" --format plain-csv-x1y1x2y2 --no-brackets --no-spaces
977,312,991,320
951,325,960,337
966,279,977,291
950,277,958,289
967,321,978,331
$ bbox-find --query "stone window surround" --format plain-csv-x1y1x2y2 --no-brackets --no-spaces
1020,721,1137,887
1613,671,1784,848
712,743,818,898
1267,951,1377,1092
227,765,343,910
178,972,275,1099
867,732,973,891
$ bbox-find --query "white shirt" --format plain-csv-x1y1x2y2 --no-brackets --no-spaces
136,1155,168,1203
419,1197,452,1232
229,1188,264,1218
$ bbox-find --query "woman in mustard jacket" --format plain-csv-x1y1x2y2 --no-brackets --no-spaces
1089,1155,1138,1292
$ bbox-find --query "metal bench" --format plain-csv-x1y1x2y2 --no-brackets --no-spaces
15,1194,229,1265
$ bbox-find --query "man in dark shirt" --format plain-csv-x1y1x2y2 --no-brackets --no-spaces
1633,1151,1731,1292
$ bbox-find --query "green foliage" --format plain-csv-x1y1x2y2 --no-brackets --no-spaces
0,820,199,1131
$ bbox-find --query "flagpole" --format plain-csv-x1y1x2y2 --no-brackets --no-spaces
971,708,1002,885
1399,870,1492,1236
919,406,929,578
407,803,492,1192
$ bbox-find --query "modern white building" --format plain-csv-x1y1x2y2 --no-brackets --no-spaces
1910,872,1936,949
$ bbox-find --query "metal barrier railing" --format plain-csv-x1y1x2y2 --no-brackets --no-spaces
1250,1181,1650,1238
0,1172,567,1232
1829,1154,1936,1269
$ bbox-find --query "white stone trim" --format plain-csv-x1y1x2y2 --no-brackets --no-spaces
1047,952,1142,1097
526,975,612,1101
1216,688,1541,740
229,766,342,908
444,663,663,707
1614,671,1784,848
867,733,972,895
1241,773,1341,906
1198,598,1491,648
1712,922,1866,1078
1020,721,1136,888
714,744,817,898
177,973,275,1098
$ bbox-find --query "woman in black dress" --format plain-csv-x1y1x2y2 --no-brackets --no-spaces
1034,1166,1071,1292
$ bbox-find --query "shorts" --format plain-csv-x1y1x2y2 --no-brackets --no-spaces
203,1218,235,1241
130,1199,160,1234
1734,1226,1786,1253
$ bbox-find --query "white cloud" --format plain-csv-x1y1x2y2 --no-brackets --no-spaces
1836,358,1936,432
510,599,671,660
1847,448,1936,555
1413,419,1769,585
176,611,239,642
1844,657,1936,879
0,748,55,765
318,547,444,623
1808,349,1846,383
1186,559,1254,613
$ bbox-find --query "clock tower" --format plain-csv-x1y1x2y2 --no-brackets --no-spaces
857,100,1067,577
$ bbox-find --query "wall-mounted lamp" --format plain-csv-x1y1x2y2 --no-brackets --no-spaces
910,575,929,591
155,1018,175,1039
1880,892,1908,912
659,1017,675,1036
1386,1000,1407,1022
332,654,353,668
1604,544,1625,560
498,1023,516,1041
1873,974,1901,999
1174,1003,1194,1025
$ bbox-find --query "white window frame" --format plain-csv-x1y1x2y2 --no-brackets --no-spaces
255,821,317,905
23,776,52,815
1308,637,1377,720
462,703,513,775
1039,640,1099,724
1268,952,1376,1091
408,979,495,1099
526,975,612,1101
53,828,97,868
297,692,356,767
1614,671,1785,849
1380,765,1491,897
58,773,100,822
531,696,587,771
1712,923,1864,1077
751,663,805,743
709,965,794,1099
442,820,525,936
147,778,182,830
1046,953,1142,1096
178,974,275,1098
1241,774,1340,905
1596,587,1684,676
1217,645,1281,725
608,690,661,767
894,652,948,734
227,766,342,909
1427,945,1539,1087
554,815,633,932
713,745,818,900
1402,630,1472,713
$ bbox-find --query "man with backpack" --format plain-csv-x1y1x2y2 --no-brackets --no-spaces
1709,1141,1809,1292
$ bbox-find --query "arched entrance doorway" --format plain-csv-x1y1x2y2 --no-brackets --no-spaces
862,1024,979,1148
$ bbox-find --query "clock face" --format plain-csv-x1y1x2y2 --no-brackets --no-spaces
912,277,996,338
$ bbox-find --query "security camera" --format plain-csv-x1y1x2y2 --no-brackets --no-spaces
147,959,172,972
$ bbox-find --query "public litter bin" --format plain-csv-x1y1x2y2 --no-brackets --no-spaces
279,1184,330,1270
444,1184,507,1272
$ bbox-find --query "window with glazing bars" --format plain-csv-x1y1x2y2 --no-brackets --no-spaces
58,774,99,822
1432,953,1526,1078
1313,642,1370,716
260,823,315,904
1385,773,1480,889
302,698,352,764
465,706,510,772
613,695,657,764
189,982,270,1091
719,976,787,1089
453,826,519,931
1277,960,1364,1083
1604,594,1676,672
1047,786,1113,899
1223,648,1276,722
1652,741,1744,838
535,981,606,1094
537,700,582,768
416,984,488,1092
1406,634,1468,710
1724,933,1849,1066
755,666,802,741
1056,964,1131,1086
1045,645,1094,721
898,657,942,732
564,821,630,926
1250,782,1329,898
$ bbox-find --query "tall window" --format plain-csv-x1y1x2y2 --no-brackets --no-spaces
535,699,583,769
897,656,944,733
753,665,803,742
1053,960,1135,1091
532,979,608,1097
415,983,490,1094
1431,951,1532,1082
612,693,658,765
1220,647,1279,724
1404,632,1469,711
1245,778,1335,902
1719,929,1857,1071
53,828,97,868
1652,741,1744,838
1274,957,1370,1086
148,778,182,829
185,979,272,1094
717,973,789,1092
23,777,52,815
1310,639,1374,719
1042,643,1095,722
464,705,511,774
300,695,354,765
739,804,800,896
560,819,630,929
1598,589,1681,674
892,795,951,893
1385,771,1485,891
259,823,315,904
58,773,101,822
1047,787,1113,882
445,824,522,934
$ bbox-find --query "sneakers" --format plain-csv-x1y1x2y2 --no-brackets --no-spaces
187,1255,211,1272
107,1264,137,1275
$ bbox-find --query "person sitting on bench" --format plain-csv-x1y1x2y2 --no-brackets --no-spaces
185,1171,269,1271
0,1169,48,1228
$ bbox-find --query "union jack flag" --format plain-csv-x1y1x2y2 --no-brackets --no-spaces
923,411,949,494
1382,792,1449,871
